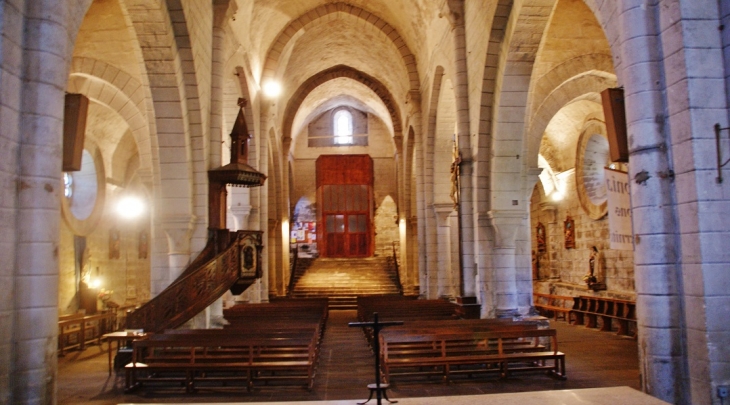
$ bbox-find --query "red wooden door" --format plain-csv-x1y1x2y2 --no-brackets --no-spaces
317,155,373,257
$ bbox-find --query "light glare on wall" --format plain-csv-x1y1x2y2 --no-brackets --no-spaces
89,277,102,289
262,80,282,98
116,196,145,219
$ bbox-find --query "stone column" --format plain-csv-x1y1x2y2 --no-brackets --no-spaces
442,0,475,298
608,3,688,402
488,210,524,318
475,213,493,317
161,215,195,285
433,203,456,299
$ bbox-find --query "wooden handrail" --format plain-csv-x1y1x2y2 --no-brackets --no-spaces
391,241,403,294
126,230,263,333
288,245,298,296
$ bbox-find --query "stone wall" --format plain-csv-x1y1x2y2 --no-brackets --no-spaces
58,198,151,315
530,173,635,298
290,109,398,256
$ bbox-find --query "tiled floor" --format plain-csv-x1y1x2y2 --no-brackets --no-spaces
58,310,648,405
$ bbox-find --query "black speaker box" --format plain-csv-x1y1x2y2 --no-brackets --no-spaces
601,88,629,163
63,93,89,171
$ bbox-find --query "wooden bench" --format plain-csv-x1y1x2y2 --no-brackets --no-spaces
570,295,636,337
58,311,116,355
379,328,565,383
533,292,573,321
125,334,318,392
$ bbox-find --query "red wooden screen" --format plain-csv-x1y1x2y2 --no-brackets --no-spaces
316,155,373,257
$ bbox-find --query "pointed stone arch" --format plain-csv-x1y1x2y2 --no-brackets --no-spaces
281,65,403,145
261,2,419,92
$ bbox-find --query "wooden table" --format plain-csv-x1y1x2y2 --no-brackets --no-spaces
102,331,146,375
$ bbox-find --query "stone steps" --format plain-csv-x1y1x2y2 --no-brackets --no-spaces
290,256,402,309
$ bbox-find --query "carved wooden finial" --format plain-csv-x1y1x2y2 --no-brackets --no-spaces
237,97,248,108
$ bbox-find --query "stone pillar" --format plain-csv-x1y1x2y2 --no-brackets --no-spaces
161,215,195,285
408,216,419,294
161,215,194,338
609,3,688,402
442,0,476,299
433,203,456,299
475,212,493,317
488,210,524,318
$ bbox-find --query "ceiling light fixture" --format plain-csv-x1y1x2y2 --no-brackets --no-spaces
262,80,282,98
116,196,145,219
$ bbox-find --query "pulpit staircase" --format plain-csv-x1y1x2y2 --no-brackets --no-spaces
289,256,402,309
125,229,262,333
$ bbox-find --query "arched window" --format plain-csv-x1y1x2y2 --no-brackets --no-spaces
333,109,353,145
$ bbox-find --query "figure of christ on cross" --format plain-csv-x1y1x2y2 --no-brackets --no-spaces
349,313,404,405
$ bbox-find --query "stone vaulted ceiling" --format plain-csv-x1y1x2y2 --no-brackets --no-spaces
231,0,440,140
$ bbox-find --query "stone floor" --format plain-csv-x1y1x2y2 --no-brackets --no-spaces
58,310,647,405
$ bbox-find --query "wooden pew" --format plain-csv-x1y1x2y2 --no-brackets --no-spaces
570,295,636,337
533,292,574,321
125,334,319,392
124,300,328,393
379,328,566,383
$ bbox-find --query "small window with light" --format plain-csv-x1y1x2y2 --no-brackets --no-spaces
333,109,353,145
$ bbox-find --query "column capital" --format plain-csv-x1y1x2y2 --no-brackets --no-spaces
487,210,525,248
161,214,196,255
527,167,543,177
405,90,421,116
438,0,464,28
433,203,456,225
213,0,238,27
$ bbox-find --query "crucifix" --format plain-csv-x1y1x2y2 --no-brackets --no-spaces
349,312,404,405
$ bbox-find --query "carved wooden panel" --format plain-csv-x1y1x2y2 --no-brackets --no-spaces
126,230,263,332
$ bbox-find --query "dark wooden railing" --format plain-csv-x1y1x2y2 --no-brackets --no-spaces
126,230,262,333
288,245,298,296
391,241,403,294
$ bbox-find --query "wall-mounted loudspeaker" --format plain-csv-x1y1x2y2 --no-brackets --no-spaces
601,88,629,163
63,93,89,171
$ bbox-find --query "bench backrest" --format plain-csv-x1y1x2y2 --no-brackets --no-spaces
380,328,559,358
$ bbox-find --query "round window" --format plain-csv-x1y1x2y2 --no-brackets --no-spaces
575,121,610,219
61,148,105,235
66,150,98,220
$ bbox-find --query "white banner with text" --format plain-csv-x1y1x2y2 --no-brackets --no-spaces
605,168,633,250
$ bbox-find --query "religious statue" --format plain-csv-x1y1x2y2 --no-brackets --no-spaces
584,246,598,285
564,216,575,249
536,222,546,253
109,227,121,259
583,246,606,290
449,137,461,208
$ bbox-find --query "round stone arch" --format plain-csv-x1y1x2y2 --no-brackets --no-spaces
281,65,403,150
528,53,615,120
423,66,446,205
526,71,617,167
489,0,557,210
67,59,156,189
123,0,195,219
